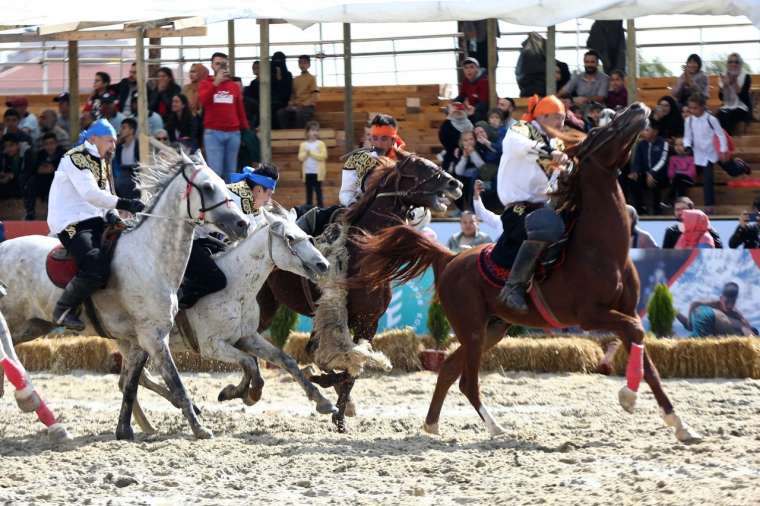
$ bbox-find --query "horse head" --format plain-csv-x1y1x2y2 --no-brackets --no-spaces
261,203,329,282
388,153,463,213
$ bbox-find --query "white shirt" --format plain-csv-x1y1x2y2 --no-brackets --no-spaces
339,169,360,206
303,140,320,175
496,121,551,207
19,113,40,142
47,141,119,234
683,113,727,166
473,197,502,234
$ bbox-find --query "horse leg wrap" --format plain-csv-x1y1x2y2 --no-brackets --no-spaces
1,357,30,391
35,398,57,427
626,343,644,391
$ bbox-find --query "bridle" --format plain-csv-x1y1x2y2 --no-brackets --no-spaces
180,163,233,224
375,156,448,201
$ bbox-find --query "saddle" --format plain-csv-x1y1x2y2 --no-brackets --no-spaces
45,224,125,289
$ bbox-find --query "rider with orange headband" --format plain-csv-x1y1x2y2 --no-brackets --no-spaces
491,94,571,312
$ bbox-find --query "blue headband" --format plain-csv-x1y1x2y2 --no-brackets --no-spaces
229,166,277,190
86,119,117,140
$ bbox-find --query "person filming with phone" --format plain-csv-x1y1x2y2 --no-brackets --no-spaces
729,196,760,249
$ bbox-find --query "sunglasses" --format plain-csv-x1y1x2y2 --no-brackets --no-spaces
727,60,740,64
156,137,168,141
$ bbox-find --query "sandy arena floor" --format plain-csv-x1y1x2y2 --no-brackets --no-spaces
1,369,760,505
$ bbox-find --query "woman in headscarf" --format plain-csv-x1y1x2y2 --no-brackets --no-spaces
438,101,474,172
650,95,684,141
717,53,753,135
271,51,293,129
675,209,715,249
182,63,209,116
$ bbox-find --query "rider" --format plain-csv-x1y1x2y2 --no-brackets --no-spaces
47,119,145,330
492,95,570,312
177,163,279,309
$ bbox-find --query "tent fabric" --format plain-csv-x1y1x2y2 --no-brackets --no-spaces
5,0,760,29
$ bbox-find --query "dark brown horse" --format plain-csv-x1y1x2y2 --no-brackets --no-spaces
352,103,700,443
219,153,462,432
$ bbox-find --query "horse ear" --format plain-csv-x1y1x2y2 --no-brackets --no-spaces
180,148,193,164
288,208,297,222
193,149,207,167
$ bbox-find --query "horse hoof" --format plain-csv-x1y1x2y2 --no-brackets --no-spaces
618,386,637,414
316,398,338,415
14,389,41,413
489,425,508,438
332,413,348,434
116,426,135,441
248,379,265,404
217,384,238,402
193,427,214,440
48,424,72,443
422,422,440,435
676,426,702,444
344,400,357,417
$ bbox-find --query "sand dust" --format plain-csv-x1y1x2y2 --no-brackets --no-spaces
1,369,760,505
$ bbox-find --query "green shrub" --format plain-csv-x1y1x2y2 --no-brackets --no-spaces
270,305,298,348
647,283,677,338
427,301,451,349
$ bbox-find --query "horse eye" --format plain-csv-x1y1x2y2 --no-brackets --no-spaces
202,181,214,193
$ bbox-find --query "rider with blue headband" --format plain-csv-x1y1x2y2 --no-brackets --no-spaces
177,163,279,309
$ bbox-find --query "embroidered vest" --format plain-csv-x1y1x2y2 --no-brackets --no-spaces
227,181,256,214
510,120,566,176
66,144,113,192
343,149,379,184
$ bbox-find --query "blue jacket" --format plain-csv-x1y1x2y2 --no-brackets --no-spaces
633,136,669,176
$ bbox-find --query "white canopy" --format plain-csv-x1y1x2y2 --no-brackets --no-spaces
6,0,760,30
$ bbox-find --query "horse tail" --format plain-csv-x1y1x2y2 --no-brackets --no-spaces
352,225,455,289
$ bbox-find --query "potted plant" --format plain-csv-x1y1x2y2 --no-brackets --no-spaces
267,305,298,368
647,283,677,338
421,301,451,371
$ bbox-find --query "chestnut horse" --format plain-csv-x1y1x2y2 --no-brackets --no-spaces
352,103,700,443
251,153,462,432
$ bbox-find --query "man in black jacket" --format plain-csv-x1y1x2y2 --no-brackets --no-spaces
662,196,723,248
729,196,760,249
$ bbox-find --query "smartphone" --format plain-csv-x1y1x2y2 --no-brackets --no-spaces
748,212,759,222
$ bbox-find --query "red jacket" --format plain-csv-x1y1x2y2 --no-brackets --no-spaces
458,70,489,106
198,77,250,131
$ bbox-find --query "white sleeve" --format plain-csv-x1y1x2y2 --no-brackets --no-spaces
339,169,359,206
473,196,503,235
62,158,119,209
497,129,540,205
651,141,669,173
683,117,693,149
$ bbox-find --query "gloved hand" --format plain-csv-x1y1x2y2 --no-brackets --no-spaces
105,210,127,229
116,198,145,214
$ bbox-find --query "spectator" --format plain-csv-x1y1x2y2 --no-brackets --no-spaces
53,92,70,133
605,69,628,110
473,179,502,234
662,196,723,248
473,121,502,211
560,97,586,132
0,133,33,199
199,52,249,181
626,205,658,248
183,63,210,116
729,196,760,249
113,118,140,199
438,102,473,175
37,109,70,149
451,130,484,212
496,97,516,130
116,62,138,116
677,282,757,337
558,50,609,107
674,209,715,249
717,53,753,136
128,95,165,135
271,52,294,129
298,121,327,207
150,67,181,122
584,102,604,131
555,61,571,92
650,95,684,141
667,138,696,200
84,71,112,118
456,57,489,122
630,123,669,215
672,54,708,108
243,60,260,104
6,97,40,142
683,92,728,212
447,211,492,253
99,92,124,132
166,94,199,151
79,111,96,133
681,104,691,121
153,129,170,145
2,109,33,156
25,132,64,220
278,55,318,129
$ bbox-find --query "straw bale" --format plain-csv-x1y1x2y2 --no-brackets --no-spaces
172,352,238,373
481,337,603,373
283,332,312,365
16,336,119,373
372,327,422,372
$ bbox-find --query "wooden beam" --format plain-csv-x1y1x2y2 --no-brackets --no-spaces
38,21,124,36
626,19,638,104
545,25,556,95
227,20,236,76
0,26,207,43
487,18,498,108
173,17,205,31
67,41,80,142
343,23,354,153
259,20,272,164
135,28,150,164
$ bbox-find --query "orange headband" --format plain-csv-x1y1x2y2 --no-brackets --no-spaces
522,94,565,122
370,125,398,138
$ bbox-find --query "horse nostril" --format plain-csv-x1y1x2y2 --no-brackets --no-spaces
236,220,247,229
316,261,329,273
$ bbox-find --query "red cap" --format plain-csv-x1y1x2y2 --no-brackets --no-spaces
5,96,28,108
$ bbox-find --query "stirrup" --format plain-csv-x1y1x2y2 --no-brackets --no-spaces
54,307,85,331
501,284,529,312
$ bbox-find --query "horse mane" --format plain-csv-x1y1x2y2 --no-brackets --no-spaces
124,148,188,231
544,126,588,214
343,156,400,224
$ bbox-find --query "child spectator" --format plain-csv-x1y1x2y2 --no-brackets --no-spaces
631,123,669,215
717,53,753,135
451,130,483,212
278,55,318,129
6,97,40,142
84,71,112,118
166,94,199,151
674,209,715,249
560,97,586,132
584,102,604,131
438,102,473,174
672,54,708,108
2,109,33,156
150,67,181,122
683,93,728,212
24,132,64,220
667,138,696,199
456,57,489,122
605,70,628,110
650,96,684,141
0,133,33,199
298,121,327,207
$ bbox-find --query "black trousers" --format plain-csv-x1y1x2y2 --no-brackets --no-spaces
181,238,227,298
304,173,323,207
24,173,54,218
491,207,530,268
57,217,110,285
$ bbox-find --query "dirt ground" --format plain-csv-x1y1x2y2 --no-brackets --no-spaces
1,369,760,505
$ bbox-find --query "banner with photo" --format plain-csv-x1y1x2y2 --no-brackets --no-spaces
296,249,760,336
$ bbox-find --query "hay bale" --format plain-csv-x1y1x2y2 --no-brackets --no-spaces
372,327,422,372
16,340,54,371
283,332,311,364
481,337,603,373
173,351,238,373
16,336,119,372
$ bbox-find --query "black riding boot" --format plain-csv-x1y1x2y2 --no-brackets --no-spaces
52,276,101,331
499,240,550,313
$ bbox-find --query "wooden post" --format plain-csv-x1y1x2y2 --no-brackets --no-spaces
545,25,556,95
626,19,638,104
343,23,354,153
148,37,161,79
67,40,79,142
259,20,272,164
227,20,236,76
487,18,498,107
135,27,150,163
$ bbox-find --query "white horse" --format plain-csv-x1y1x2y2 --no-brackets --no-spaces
0,149,249,440
122,204,339,434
